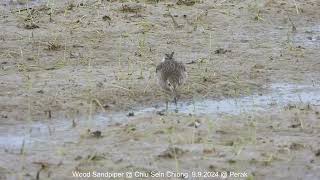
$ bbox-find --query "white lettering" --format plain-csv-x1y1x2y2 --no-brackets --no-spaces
72,171,90,177
150,171,165,178
229,172,248,178
134,171,149,178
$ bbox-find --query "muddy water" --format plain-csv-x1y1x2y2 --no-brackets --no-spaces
292,25,320,49
1,83,320,151
139,83,320,115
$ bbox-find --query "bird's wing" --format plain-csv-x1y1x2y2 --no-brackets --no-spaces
178,62,186,71
156,63,162,73
177,62,187,85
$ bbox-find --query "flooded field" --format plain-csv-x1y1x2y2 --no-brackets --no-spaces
1,83,320,150
1,0,320,179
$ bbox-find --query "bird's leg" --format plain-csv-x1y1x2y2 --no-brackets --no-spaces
173,88,178,112
173,96,177,105
174,97,178,113
164,91,170,111
166,100,169,111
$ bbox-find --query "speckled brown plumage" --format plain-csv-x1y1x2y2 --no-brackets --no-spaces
156,52,187,102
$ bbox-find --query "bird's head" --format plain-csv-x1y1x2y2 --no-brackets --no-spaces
163,52,174,62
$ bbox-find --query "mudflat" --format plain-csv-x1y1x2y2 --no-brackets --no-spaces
0,0,320,179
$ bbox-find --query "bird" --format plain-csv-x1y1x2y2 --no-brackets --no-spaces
156,52,187,108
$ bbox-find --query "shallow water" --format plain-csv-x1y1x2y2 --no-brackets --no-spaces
292,25,320,49
1,83,320,150
137,83,320,115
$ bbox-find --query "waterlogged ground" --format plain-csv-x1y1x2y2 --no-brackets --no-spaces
1,0,320,179
1,83,320,180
